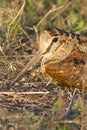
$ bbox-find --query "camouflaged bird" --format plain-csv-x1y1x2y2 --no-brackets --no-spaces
39,27,87,90
12,27,87,90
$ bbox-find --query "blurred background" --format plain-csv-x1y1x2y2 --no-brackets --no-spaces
0,0,87,34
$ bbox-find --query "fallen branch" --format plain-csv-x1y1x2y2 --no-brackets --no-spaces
0,91,49,95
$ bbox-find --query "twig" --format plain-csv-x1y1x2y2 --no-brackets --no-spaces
36,1,71,28
60,119,80,124
0,55,33,58
20,26,33,44
62,88,78,119
0,91,49,95
33,26,39,45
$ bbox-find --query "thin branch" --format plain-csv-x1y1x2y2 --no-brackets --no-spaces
0,55,32,58
20,27,33,44
0,91,49,95
36,1,71,28
62,88,78,119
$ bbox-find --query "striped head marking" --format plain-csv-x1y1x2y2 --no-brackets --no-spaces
39,27,78,64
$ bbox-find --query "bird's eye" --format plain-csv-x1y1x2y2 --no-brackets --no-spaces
52,37,59,42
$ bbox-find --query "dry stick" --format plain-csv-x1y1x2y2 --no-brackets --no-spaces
0,91,49,95
44,119,80,125
62,88,77,119
60,119,80,125
11,51,42,86
0,55,32,58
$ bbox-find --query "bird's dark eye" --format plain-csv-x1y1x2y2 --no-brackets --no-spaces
52,37,58,42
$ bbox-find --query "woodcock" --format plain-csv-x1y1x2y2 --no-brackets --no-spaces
12,27,87,90
39,27,87,90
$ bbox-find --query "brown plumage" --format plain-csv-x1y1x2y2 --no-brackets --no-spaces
39,27,87,89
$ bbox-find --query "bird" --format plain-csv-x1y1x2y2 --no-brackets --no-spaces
11,27,87,90
39,27,87,90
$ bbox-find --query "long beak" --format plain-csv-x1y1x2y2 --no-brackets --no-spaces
11,50,42,86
